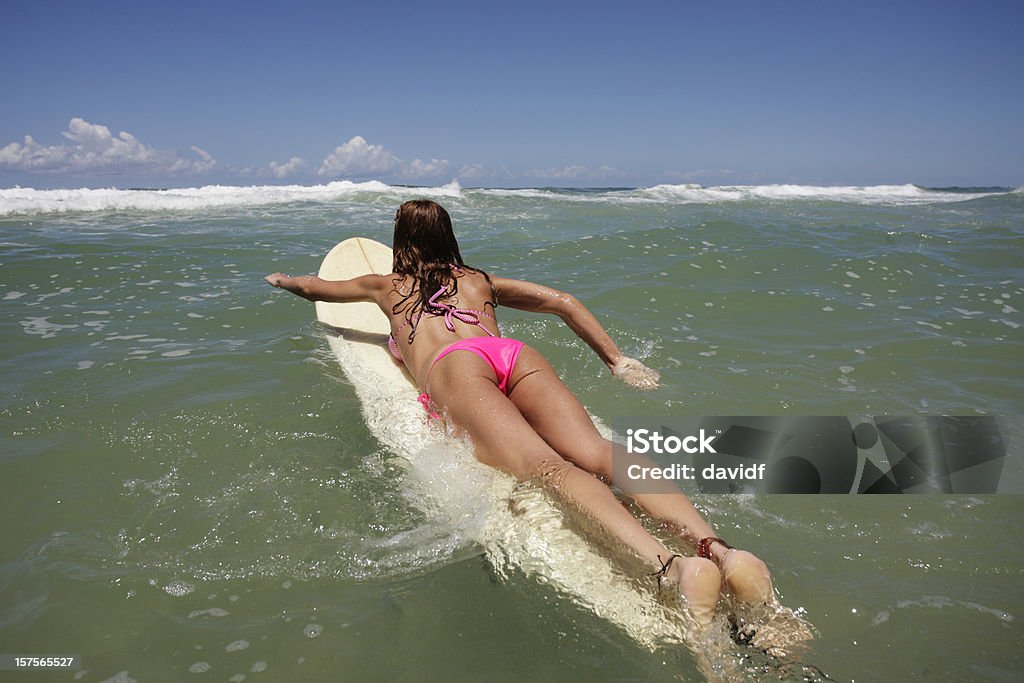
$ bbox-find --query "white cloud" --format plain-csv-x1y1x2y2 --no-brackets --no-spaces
317,135,450,181
0,118,216,175
404,157,450,179
317,136,401,177
456,163,514,182
662,169,737,181
456,163,488,180
526,164,625,181
267,156,307,179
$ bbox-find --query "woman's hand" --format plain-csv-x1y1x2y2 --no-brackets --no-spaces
265,273,288,287
611,356,660,390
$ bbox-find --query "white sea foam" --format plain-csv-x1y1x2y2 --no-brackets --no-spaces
0,180,464,216
637,183,1006,205
225,640,249,652
21,316,78,338
1,180,1006,215
163,580,196,597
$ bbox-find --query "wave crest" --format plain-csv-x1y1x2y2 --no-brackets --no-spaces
1,179,1012,216
0,180,464,216
637,183,1002,205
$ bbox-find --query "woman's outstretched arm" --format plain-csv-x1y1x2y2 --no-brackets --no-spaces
265,273,388,303
490,276,660,389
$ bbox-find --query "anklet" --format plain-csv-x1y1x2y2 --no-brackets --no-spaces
697,537,733,561
649,553,682,589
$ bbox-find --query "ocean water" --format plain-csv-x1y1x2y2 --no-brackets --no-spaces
1,182,1022,681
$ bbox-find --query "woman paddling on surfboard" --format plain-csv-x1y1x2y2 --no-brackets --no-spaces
265,199,774,627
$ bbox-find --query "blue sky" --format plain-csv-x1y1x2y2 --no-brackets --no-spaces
1,0,1021,188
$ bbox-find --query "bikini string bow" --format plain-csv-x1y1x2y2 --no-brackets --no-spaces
427,286,481,332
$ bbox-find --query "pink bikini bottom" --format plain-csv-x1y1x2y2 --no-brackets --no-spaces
418,336,526,418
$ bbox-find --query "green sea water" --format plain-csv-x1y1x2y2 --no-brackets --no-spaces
1,183,1022,681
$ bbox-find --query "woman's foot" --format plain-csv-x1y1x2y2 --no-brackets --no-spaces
657,555,722,626
720,550,774,604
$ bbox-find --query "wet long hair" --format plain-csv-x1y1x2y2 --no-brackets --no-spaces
391,199,492,342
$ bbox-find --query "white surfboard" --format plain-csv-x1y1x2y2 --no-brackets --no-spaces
314,238,708,651
315,237,413,385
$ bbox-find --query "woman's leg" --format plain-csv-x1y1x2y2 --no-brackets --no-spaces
426,349,721,624
504,347,773,604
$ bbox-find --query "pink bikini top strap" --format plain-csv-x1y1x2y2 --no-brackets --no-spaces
393,286,496,340
426,287,496,337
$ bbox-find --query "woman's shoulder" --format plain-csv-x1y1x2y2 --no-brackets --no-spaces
458,268,499,302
